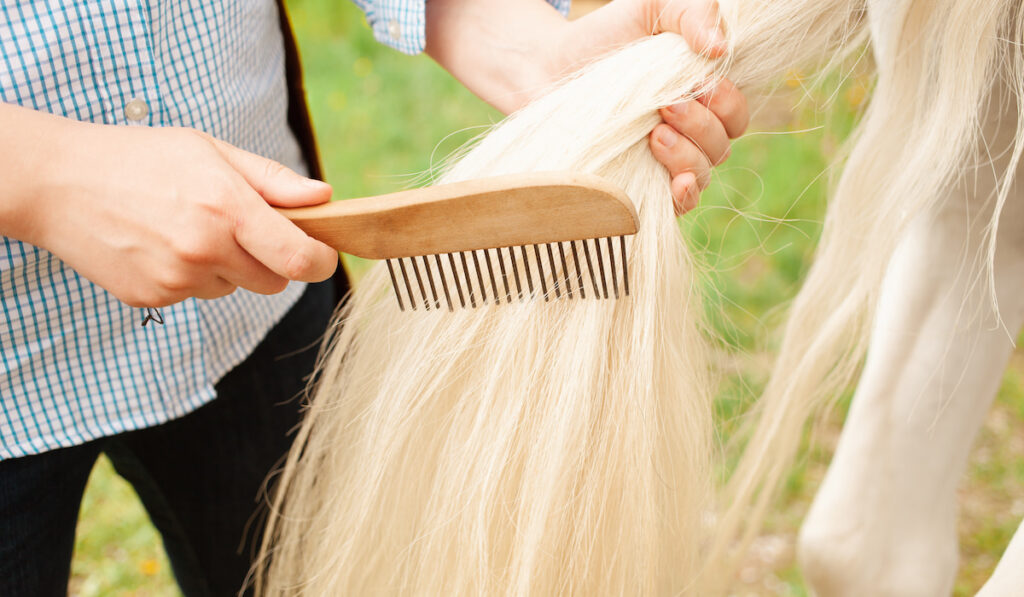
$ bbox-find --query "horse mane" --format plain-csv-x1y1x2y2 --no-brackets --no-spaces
254,0,1024,593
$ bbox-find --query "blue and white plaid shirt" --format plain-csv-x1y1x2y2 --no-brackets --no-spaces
0,0,569,460
352,0,571,55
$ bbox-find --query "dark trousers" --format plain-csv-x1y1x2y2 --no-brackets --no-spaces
0,280,334,597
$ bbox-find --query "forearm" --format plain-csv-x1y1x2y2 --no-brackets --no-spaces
0,102,336,306
0,103,74,242
424,0,727,115
424,0,567,114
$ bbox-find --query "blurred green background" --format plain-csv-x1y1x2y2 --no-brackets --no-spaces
67,0,1024,595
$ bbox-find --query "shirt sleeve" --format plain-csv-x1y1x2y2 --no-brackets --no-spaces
351,0,572,56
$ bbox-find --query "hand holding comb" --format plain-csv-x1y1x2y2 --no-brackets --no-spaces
278,172,638,311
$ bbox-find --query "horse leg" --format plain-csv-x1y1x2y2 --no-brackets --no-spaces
797,84,1024,596
978,516,1024,595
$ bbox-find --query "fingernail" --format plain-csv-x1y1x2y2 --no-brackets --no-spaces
302,177,328,188
668,101,689,115
672,173,695,215
656,128,677,148
708,28,726,47
684,183,701,212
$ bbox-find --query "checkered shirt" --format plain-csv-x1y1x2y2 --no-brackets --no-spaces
0,0,573,460
353,0,571,55
0,0,313,460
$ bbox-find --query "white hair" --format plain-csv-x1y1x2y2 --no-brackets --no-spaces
255,0,1024,593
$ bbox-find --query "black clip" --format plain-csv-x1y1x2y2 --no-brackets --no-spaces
141,307,165,327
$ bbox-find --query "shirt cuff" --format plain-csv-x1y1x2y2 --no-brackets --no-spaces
353,0,572,56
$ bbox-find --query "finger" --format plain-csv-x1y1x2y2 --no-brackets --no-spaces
193,276,238,300
697,78,749,138
216,247,291,295
656,0,727,58
209,137,333,208
659,99,732,165
649,123,713,189
671,172,702,215
233,189,340,283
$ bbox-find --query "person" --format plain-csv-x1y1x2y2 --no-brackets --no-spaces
0,0,748,594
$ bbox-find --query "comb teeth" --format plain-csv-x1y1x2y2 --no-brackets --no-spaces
385,236,632,311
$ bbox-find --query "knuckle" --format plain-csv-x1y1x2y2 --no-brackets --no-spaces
261,158,288,182
125,288,171,309
121,294,150,309
188,173,241,223
229,211,246,236
695,165,713,189
174,235,219,265
194,195,232,225
716,144,732,165
717,95,741,121
183,126,211,141
172,127,216,150
283,246,313,280
681,140,708,168
721,97,750,136
694,111,715,135
158,267,196,293
207,171,242,203
201,283,236,300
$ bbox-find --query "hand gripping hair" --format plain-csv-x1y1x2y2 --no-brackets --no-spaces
255,0,1024,594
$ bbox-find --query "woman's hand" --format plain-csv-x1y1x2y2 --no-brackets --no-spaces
650,78,748,214
425,0,749,214
549,0,729,80
567,0,748,215
0,104,338,308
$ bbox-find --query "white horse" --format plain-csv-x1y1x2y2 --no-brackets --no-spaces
797,1,1024,595
256,1,1024,593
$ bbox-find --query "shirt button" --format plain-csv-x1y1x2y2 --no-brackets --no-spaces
124,98,149,122
387,19,401,41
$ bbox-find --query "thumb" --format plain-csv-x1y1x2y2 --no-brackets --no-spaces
567,0,727,74
651,0,728,58
210,138,333,207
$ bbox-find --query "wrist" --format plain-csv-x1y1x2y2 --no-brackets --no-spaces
0,104,75,243
425,0,569,114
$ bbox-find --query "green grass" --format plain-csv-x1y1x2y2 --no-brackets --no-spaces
70,457,178,596
69,1,1024,594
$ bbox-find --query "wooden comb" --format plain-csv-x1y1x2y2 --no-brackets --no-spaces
279,171,638,311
